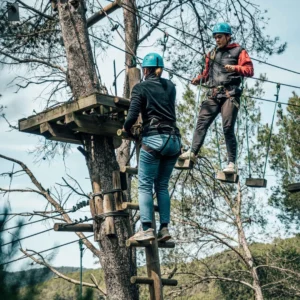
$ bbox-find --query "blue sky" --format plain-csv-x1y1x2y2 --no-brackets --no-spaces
1,0,300,272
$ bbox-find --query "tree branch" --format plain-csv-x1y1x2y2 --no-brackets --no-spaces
20,249,106,296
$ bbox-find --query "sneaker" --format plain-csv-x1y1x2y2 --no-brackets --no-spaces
157,227,171,242
178,150,197,163
223,162,236,174
129,228,155,242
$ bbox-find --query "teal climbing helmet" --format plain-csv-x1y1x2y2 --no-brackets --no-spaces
212,22,232,36
142,53,164,68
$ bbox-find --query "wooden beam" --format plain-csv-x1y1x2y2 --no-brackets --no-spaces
114,97,130,108
245,178,267,188
130,276,178,286
65,112,123,136
91,175,103,241
120,166,138,175
54,223,93,232
126,240,175,248
103,194,115,236
19,93,128,133
112,170,123,211
40,122,81,144
121,202,159,212
87,0,122,28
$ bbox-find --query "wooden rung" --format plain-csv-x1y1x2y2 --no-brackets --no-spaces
126,240,175,248
245,178,267,188
216,171,239,183
130,276,178,286
120,166,138,175
175,158,194,170
287,183,300,193
54,223,93,232
122,202,159,212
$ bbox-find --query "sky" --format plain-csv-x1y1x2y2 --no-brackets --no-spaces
1,0,300,273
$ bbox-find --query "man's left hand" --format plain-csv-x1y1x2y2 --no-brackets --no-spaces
224,65,236,72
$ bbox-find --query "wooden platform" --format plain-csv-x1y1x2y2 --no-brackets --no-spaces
18,93,130,144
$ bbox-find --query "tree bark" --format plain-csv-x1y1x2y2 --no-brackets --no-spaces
57,1,136,298
236,182,264,300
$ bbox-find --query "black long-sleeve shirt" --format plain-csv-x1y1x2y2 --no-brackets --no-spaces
123,74,177,132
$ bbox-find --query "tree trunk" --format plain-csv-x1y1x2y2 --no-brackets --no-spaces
57,1,136,298
235,183,264,300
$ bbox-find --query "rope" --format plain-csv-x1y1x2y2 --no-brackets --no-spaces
244,97,252,178
263,83,281,178
189,60,205,161
277,104,292,182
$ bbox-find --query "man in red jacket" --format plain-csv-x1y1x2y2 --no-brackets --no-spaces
179,22,254,174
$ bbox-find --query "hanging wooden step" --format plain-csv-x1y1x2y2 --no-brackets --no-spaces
126,239,175,248
216,171,239,183
174,158,194,170
121,202,159,212
245,178,267,188
130,276,178,286
287,183,300,193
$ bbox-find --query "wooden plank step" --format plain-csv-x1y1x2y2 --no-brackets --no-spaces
287,183,300,193
130,276,178,286
175,158,194,170
122,202,159,212
120,166,138,175
19,93,128,133
216,171,239,183
126,240,175,248
245,178,267,188
54,223,93,232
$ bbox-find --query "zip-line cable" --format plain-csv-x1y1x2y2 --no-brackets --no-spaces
112,1,300,90
0,234,94,266
0,200,90,233
1,217,93,247
114,0,300,77
90,34,300,109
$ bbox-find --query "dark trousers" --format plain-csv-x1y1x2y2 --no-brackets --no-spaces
191,94,240,163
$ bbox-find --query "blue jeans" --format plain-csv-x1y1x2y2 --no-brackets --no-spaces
138,134,181,225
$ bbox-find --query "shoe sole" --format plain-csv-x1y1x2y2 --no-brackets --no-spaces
158,235,171,242
135,236,155,242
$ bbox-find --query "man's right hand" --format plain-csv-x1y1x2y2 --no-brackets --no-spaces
191,77,200,85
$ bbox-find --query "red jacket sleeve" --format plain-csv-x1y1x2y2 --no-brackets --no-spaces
196,53,210,82
234,49,254,77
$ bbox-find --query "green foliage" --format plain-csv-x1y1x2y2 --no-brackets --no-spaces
261,92,300,222
0,208,40,300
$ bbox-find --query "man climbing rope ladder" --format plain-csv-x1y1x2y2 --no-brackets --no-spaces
123,53,181,241
179,22,254,174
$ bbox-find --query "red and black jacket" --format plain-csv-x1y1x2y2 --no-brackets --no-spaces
196,43,254,87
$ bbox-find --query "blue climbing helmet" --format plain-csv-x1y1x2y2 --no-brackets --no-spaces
142,53,164,68
212,22,232,36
